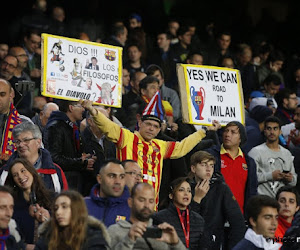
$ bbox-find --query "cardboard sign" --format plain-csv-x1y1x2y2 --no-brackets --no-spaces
177,64,245,126
41,33,123,107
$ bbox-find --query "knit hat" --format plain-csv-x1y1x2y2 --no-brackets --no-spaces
250,105,273,124
224,121,247,146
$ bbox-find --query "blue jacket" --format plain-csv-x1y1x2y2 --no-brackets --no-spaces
85,184,131,227
233,239,263,250
0,148,68,192
205,145,258,215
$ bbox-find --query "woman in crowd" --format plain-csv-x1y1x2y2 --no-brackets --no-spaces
5,158,53,245
152,177,205,250
35,190,110,250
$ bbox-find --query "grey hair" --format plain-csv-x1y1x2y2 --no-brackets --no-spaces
12,122,42,139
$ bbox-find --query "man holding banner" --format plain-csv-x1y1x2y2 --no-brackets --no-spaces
80,97,220,208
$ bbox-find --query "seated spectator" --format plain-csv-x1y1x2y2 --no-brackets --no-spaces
0,185,26,249
275,186,299,243
35,190,110,249
259,73,282,108
188,151,246,249
121,160,142,192
248,116,297,198
172,25,192,64
85,159,130,227
0,122,68,192
153,177,205,249
108,182,186,249
233,195,281,249
186,51,204,65
5,158,53,245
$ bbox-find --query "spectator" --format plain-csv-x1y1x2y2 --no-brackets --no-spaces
172,25,192,63
81,107,116,196
5,158,52,245
85,159,131,227
205,121,258,214
122,159,142,192
0,185,26,249
248,116,297,198
188,151,246,249
108,182,186,249
35,190,110,249
124,44,147,78
146,64,182,121
274,88,298,126
80,99,220,209
275,186,299,244
44,100,96,193
0,78,22,166
31,102,59,136
153,177,205,249
233,195,281,249
0,122,68,192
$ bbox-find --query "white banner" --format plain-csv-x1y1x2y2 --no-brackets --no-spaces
41,33,123,107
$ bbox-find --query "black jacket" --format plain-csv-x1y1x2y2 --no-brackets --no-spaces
205,145,258,214
35,216,110,250
190,173,246,249
44,111,87,172
152,202,205,250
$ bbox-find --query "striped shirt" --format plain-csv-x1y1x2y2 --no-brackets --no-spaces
92,110,206,208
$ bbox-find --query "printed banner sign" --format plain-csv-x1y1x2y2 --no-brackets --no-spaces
41,33,123,107
177,64,245,126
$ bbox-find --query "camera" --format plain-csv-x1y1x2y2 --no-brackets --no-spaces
143,227,162,239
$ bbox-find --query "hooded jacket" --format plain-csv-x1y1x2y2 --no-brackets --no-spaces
35,216,111,250
85,183,131,227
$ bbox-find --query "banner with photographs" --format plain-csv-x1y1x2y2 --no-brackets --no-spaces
41,33,123,107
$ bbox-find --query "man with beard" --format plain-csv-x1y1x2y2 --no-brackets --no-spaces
85,159,131,228
107,182,185,249
249,116,297,198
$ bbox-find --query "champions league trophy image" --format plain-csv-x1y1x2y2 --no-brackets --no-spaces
190,86,205,120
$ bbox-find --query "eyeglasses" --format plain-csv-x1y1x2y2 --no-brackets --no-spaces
125,171,143,179
14,137,36,145
289,97,298,100
1,61,17,69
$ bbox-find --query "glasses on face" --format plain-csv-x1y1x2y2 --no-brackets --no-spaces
289,97,298,100
14,137,36,146
125,171,143,179
143,121,160,129
1,61,16,69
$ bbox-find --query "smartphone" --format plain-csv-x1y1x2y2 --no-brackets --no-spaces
282,170,289,174
143,227,162,238
29,191,37,205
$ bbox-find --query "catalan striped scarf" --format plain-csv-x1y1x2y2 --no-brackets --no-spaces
0,103,21,161
0,228,10,250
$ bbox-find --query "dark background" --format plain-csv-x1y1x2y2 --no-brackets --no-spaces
1,0,300,56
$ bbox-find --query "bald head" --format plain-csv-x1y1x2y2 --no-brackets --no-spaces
0,79,13,114
40,102,59,127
